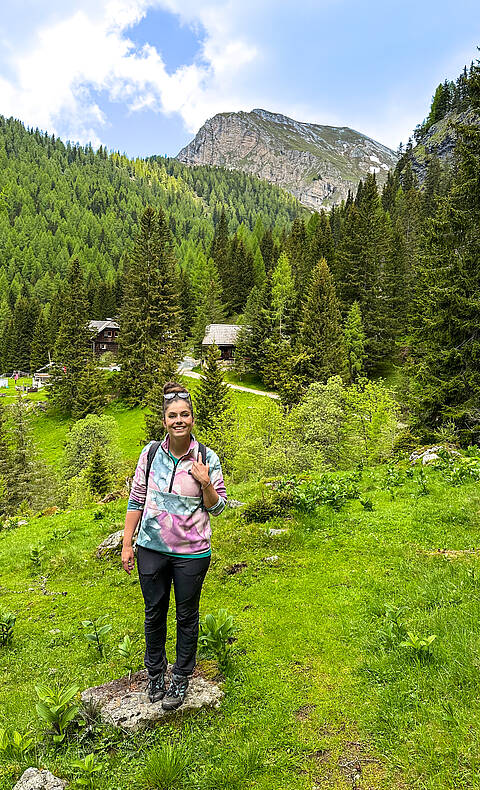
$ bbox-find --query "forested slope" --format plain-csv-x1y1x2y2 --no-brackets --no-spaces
0,116,302,307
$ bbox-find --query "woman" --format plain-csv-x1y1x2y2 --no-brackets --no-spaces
121,382,227,710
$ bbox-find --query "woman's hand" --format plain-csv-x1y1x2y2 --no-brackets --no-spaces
190,453,211,489
121,545,135,575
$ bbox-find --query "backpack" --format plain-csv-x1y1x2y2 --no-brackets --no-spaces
145,440,208,506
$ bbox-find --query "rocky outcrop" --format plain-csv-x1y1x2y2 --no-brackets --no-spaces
13,769,66,790
410,110,479,183
81,668,223,730
177,109,398,209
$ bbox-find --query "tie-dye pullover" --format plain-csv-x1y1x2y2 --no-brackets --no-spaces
127,435,227,556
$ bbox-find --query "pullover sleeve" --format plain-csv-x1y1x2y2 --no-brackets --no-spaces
127,444,150,511
206,449,227,516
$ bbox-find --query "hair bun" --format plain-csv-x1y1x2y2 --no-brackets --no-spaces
163,381,187,395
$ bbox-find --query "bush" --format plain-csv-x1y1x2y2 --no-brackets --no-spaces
63,414,120,481
241,491,295,523
293,472,360,512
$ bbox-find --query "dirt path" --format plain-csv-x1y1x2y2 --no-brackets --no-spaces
181,369,279,399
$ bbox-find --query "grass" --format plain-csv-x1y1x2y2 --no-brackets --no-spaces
3,408,480,788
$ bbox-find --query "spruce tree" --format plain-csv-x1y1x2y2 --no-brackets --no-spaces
191,252,226,354
298,258,345,383
271,252,296,338
335,174,393,368
195,344,232,431
210,210,229,282
344,301,366,383
8,395,52,512
118,207,182,405
144,349,181,441
48,257,97,416
234,278,275,379
30,310,51,372
86,446,111,498
409,62,480,441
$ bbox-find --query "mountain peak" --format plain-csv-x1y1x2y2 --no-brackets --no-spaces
177,109,397,209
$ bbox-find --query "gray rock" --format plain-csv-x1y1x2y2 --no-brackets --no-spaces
177,109,397,209
263,555,279,563
96,530,135,558
226,499,245,508
267,528,288,536
409,445,461,465
13,768,66,790
81,668,223,731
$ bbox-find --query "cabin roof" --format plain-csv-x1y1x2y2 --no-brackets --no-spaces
202,324,241,346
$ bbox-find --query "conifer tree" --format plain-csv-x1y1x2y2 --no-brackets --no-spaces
409,62,480,441
344,301,366,382
210,210,229,279
48,257,99,416
118,207,182,405
144,349,181,441
86,446,111,498
191,252,226,354
298,258,345,383
335,174,393,368
8,395,52,512
0,400,12,518
30,309,51,372
194,344,237,472
285,218,308,305
195,344,233,431
234,278,275,379
271,252,296,338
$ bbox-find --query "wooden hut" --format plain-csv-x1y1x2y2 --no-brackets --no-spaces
201,324,241,362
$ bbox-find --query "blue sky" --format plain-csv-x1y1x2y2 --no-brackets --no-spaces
0,0,478,157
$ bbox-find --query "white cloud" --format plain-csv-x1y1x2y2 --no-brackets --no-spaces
0,0,261,146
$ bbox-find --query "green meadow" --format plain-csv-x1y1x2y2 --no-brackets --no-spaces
1,391,480,789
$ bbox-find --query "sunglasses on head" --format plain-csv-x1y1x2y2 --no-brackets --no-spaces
163,392,191,401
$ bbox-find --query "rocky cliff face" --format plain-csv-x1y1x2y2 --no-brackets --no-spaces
177,109,398,209
410,110,478,182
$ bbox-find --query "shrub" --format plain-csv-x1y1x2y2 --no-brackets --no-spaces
63,414,120,481
241,491,295,523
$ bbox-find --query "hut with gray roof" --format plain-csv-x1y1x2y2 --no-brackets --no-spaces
201,324,241,361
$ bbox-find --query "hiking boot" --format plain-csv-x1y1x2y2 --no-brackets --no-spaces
147,672,166,703
161,673,189,711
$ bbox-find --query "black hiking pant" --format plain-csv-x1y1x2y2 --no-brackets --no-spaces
136,545,210,677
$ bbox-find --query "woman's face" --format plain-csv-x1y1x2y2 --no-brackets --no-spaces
162,399,194,440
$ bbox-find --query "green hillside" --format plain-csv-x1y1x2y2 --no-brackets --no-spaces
0,115,302,303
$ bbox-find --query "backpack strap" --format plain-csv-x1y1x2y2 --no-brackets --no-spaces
145,440,209,505
197,442,208,509
145,441,161,491
197,442,207,466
